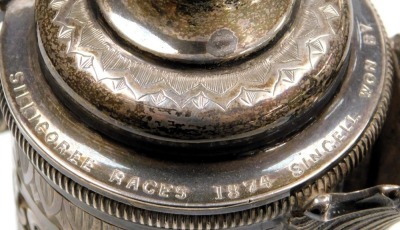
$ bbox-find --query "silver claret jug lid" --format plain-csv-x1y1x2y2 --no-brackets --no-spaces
36,0,350,154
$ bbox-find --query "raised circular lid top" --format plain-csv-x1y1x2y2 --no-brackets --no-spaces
95,0,296,64
36,0,350,153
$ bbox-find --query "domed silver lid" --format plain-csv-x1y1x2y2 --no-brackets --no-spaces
36,0,350,153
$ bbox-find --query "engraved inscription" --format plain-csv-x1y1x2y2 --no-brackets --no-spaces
10,72,97,172
289,115,359,177
359,23,377,46
360,60,378,98
11,71,190,201
109,169,189,200
212,175,276,200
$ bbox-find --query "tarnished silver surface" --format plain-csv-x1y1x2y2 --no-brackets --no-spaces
286,35,400,230
289,185,400,230
36,0,350,153
2,0,387,211
0,0,396,229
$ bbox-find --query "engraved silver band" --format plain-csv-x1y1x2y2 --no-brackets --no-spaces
0,0,394,229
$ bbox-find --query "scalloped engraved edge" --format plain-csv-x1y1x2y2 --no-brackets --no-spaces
0,30,393,230
46,0,344,110
1,0,393,229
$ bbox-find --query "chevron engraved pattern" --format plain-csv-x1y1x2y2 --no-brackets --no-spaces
48,0,343,111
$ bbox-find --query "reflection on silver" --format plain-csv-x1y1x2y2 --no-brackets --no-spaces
96,0,297,63
108,13,179,55
0,0,397,229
